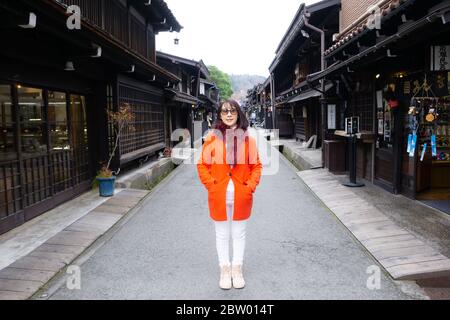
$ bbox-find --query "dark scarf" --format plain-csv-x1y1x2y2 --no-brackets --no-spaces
214,122,246,166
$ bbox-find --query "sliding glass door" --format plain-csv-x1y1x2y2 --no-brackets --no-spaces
0,83,91,234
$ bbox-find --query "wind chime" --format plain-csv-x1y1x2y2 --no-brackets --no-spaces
407,75,439,161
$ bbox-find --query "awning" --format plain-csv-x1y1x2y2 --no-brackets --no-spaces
165,89,199,105
287,83,334,103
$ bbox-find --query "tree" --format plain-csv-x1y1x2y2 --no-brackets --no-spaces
208,65,233,100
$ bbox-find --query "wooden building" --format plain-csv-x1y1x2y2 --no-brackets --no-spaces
245,84,265,126
269,0,341,142
0,0,182,234
258,77,273,129
156,51,217,147
308,0,450,206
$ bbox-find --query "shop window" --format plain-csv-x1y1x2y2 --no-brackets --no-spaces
48,91,69,150
0,85,16,161
70,94,88,149
18,87,47,156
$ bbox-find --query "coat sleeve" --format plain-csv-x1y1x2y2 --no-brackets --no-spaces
197,132,216,189
245,137,262,192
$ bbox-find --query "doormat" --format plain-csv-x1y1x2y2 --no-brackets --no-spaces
420,200,450,215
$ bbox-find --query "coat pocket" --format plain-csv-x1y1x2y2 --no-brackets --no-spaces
235,180,253,197
208,179,226,193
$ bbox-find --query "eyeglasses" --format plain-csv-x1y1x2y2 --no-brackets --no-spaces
221,108,237,116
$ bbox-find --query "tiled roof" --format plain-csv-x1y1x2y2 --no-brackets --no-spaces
324,0,410,57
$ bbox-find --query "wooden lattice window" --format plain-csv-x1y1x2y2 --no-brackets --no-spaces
117,85,164,157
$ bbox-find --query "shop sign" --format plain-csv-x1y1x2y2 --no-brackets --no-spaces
327,104,336,130
431,46,450,71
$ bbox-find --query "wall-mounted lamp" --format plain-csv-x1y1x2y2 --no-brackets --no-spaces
126,65,135,73
64,61,75,71
441,11,450,24
174,37,179,45
19,12,37,29
387,49,397,58
91,43,102,58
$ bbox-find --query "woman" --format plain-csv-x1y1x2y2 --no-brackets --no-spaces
197,99,262,290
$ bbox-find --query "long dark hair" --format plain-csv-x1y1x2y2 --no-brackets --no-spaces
213,99,249,136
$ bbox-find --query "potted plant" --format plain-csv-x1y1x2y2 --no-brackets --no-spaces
96,103,135,197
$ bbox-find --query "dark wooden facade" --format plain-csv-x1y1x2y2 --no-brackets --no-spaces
0,0,182,234
268,0,341,144
309,0,450,199
156,52,218,147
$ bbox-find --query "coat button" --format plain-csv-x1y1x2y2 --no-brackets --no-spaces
228,172,232,177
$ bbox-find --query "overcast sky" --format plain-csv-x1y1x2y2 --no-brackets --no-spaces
156,0,320,77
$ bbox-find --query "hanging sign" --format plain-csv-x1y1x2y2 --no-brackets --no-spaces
420,143,427,162
431,134,437,157
431,46,450,71
378,119,384,135
327,104,336,129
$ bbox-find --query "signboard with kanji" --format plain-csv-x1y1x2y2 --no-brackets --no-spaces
431,46,450,71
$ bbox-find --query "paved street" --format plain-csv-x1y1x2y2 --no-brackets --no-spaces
47,141,415,300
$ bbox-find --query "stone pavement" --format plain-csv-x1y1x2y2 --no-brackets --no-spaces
43,133,421,300
0,188,149,300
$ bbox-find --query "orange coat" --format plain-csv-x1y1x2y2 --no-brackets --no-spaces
197,131,262,221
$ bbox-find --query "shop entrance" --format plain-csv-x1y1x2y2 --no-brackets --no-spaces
0,83,90,234
413,96,450,213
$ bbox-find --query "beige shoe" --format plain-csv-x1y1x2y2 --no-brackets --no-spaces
219,265,232,290
231,265,245,289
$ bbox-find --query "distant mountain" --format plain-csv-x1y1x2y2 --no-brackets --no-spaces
230,74,266,104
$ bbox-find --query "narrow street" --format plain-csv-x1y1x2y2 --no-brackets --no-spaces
46,139,414,300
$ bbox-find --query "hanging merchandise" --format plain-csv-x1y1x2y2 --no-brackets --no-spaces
420,143,427,162
409,133,417,157
407,134,413,153
426,100,439,122
408,97,419,116
385,85,399,110
431,134,437,158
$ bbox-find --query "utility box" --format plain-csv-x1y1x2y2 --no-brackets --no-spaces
324,140,346,172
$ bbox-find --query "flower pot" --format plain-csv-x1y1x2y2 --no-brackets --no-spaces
97,176,116,197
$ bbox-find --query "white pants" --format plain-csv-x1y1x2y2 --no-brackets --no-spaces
214,180,247,267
